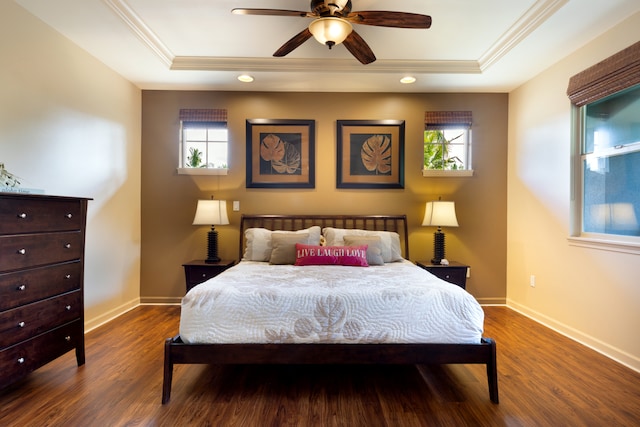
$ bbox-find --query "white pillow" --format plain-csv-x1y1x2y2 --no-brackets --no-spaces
243,226,321,261
243,228,273,261
322,227,402,262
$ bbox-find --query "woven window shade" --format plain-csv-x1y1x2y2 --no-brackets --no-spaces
567,41,640,107
179,109,227,122
424,111,472,130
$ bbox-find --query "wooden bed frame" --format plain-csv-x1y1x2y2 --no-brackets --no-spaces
162,214,499,404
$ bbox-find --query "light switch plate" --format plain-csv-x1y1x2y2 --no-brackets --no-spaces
233,200,240,211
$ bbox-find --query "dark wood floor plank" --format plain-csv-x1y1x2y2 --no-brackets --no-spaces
1,305,639,426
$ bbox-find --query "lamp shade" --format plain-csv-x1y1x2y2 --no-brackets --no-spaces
192,200,229,226
308,17,352,47
422,201,459,227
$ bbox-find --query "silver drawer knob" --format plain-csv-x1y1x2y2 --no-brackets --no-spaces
17,248,26,255
65,274,72,279
17,284,26,291
65,305,72,311
66,213,73,219
65,336,72,342
18,321,25,328
18,213,27,219
201,273,207,278
17,357,25,364
64,243,71,249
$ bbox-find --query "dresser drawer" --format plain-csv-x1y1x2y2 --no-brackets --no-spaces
0,291,81,348
428,267,466,285
185,265,223,285
0,231,83,271
0,197,82,234
0,320,82,388
0,261,82,311
415,261,469,289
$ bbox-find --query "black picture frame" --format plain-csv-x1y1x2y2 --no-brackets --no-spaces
246,119,315,189
336,120,405,189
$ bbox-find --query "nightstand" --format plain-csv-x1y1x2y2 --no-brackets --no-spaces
182,259,235,293
415,261,469,289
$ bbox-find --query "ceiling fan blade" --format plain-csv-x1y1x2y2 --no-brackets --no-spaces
347,11,432,28
273,28,314,57
342,30,376,64
231,8,313,18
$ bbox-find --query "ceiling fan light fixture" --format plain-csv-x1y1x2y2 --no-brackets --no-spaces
308,17,352,49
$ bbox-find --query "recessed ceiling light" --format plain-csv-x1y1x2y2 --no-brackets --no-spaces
238,74,254,83
400,76,416,84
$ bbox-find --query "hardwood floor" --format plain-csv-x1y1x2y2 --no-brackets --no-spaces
1,305,639,426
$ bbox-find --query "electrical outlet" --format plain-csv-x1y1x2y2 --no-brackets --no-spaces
530,275,536,287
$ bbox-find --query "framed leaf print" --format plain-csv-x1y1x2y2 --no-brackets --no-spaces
246,119,315,188
336,120,405,189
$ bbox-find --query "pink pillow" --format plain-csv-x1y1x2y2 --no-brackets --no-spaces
295,243,369,267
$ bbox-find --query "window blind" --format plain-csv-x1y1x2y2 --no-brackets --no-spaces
424,111,472,130
179,109,227,122
567,41,640,107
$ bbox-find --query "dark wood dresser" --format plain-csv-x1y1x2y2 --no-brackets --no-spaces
0,193,90,389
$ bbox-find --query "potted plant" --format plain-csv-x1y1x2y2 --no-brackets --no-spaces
186,148,205,168
0,163,20,187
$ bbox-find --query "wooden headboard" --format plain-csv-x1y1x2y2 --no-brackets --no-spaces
239,214,409,260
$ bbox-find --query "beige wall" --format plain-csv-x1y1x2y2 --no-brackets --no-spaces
141,91,508,304
507,12,640,370
0,2,142,330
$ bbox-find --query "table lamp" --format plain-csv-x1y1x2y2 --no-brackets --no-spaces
422,200,459,264
192,197,229,263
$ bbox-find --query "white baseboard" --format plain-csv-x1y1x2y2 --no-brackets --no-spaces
507,299,640,373
84,298,140,333
140,296,182,305
476,297,506,305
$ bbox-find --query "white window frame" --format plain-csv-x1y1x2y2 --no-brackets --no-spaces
567,42,640,254
176,109,229,176
569,104,640,254
423,111,474,177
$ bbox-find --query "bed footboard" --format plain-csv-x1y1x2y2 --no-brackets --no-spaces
162,335,499,404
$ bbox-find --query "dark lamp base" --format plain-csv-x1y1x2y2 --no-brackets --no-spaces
205,227,221,265
431,229,446,265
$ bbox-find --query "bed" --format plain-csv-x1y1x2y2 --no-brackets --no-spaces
162,214,498,404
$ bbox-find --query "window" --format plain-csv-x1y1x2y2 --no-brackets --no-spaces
580,84,640,237
423,111,473,177
568,41,640,249
177,109,228,175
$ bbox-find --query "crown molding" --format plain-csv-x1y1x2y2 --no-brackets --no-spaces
170,56,481,74
478,0,569,71
104,0,566,76
102,0,174,67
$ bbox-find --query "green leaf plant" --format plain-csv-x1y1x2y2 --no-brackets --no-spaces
423,130,464,170
186,148,205,168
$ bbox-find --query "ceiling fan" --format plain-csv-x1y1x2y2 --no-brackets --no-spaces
231,0,432,65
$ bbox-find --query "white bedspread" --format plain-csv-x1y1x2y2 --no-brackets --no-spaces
180,260,484,344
